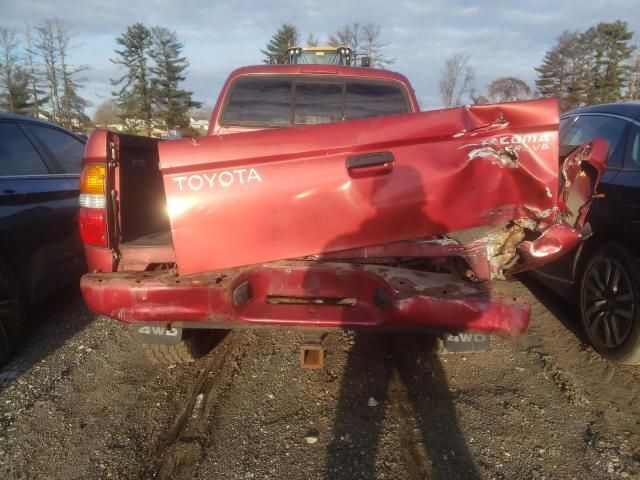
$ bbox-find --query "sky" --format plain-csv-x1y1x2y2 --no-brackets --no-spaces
1,0,639,116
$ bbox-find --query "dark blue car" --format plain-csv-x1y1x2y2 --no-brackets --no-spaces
0,113,86,365
532,102,640,365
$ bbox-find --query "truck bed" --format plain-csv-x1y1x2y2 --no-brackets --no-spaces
120,230,172,248
119,229,175,270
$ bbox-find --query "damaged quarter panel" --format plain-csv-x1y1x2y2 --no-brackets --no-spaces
507,137,608,274
159,99,562,275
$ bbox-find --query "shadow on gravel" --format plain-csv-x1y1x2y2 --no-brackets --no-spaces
325,332,479,479
518,274,587,344
0,285,93,390
315,167,479,478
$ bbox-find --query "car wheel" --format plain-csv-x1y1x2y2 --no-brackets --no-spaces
579,244,640,365
0,261,24,366
141,330,223,365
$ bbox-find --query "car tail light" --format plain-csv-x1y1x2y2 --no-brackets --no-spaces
78,208,108,247
79,163,108,247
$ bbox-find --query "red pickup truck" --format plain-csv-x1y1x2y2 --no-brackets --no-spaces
78,64,607,366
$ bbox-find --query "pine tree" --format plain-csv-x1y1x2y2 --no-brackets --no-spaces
582,21,634,104
111,23,153,134
535,31,586,112
536,22,634,112
0,27,20,112
149,26,201,131
0,66,33,114
261,24,299,64
628,50,640,99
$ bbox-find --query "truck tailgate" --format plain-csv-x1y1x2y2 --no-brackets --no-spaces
158,99,561,275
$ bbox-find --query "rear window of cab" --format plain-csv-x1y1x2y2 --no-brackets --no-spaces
221,76,410,127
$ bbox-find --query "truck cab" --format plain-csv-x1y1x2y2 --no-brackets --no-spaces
208,64,419,136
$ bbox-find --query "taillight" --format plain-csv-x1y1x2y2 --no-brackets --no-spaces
79,163,108,247
78,208,108,247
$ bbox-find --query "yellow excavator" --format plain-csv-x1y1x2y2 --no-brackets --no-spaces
282,46,371,67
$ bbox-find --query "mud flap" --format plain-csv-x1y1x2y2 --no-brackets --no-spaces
132,324,182,345
442,333,490,353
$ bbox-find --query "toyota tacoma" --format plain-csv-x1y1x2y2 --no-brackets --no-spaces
78,63,607,366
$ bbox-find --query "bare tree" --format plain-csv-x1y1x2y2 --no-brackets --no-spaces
306,33,319,47
36,20,61,121
328,22,361,53
55,20,72,126
329,22,394,68
487,77,532,103
53,19,88,128
469,88,489,105
93,99,120,125
361,23,394,68
439,52,475,107
24,23,47,117
189,104,213,120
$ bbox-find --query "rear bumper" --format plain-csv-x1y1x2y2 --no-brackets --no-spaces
80,261,529,335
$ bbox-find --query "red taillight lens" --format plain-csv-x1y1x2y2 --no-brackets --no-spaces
79,208,108,247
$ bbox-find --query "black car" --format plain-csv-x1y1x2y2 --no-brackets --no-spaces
0,113,86,365
532,102,640,365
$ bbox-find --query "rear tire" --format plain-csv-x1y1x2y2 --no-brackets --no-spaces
0,260,24,367
579,243,640,365
141,330,220,364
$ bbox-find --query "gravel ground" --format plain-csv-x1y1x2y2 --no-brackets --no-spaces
0,278,638,479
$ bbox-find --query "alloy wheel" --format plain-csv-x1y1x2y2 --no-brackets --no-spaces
582,257,635,349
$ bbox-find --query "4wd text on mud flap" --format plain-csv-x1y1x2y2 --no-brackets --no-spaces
446,333,488,342
172,168,262,192
443,333,491,353
134,325,183,346
138,326,179,336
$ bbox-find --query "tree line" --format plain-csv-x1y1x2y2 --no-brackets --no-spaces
3,18,639,132
0,20,201,134
0,20,88,129
439,20,639,111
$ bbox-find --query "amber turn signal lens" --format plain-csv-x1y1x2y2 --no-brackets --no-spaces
80,164,106,195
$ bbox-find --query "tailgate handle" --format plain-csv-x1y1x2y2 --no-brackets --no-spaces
346,151,395,169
